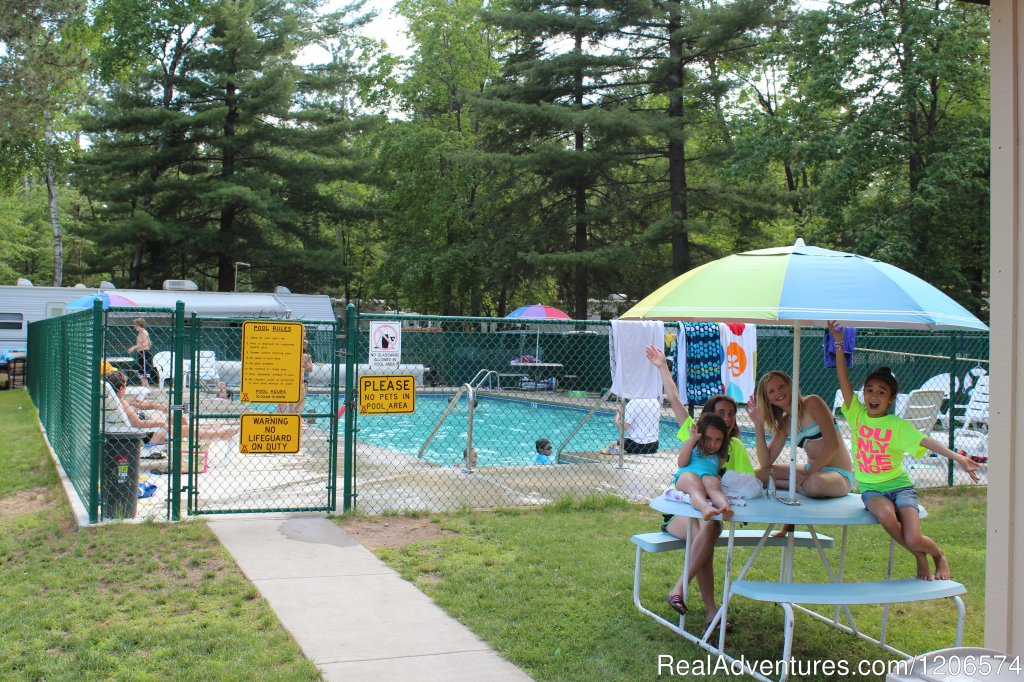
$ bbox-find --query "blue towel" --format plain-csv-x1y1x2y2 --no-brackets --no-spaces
823,327,856,368
683,323,724,404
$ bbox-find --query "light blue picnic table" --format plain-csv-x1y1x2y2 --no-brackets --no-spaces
645,492,961,682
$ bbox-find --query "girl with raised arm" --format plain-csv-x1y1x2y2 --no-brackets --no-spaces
830,321,980,579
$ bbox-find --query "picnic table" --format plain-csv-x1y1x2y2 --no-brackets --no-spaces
640,492,965,682
508,361,563,389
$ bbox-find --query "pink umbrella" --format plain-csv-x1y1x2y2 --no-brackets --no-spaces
505,304,571,359
506,304,571,320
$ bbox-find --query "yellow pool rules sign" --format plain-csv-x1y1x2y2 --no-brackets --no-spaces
359,374,416,414
240,321,304,403
239,414,301,454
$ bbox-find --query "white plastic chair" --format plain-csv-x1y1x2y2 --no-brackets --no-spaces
956,375,989,431
152,351,174,388
193,351,220,390
895,389,944,432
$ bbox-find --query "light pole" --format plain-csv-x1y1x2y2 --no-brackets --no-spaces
234,262,250,292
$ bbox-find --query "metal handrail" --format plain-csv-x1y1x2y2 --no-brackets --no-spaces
555,389,613,462
469,368,499,390
417,384,468,458
417,369,495,459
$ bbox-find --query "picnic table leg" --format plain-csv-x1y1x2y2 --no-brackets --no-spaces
806,525,860,636
881,538,897,645
713,525,776,642
677,517,695,627
780,603,795,682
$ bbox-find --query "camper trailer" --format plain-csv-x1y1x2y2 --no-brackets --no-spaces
0,279,336,350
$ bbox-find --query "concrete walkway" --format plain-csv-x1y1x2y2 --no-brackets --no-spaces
208,515,533,682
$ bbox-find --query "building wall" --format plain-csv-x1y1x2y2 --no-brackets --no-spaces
988,0,1023,655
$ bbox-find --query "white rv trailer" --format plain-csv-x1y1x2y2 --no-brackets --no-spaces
0,280,336,350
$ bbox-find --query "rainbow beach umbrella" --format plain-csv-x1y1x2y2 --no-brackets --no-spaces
67,291,138,310
621,239,987,501
506,304,571,320
505,304,571,361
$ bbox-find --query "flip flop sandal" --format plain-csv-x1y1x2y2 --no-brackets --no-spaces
666,594,687,616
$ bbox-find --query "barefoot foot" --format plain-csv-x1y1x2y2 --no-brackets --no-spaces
934,553,950,580
770,524,794,538
702,507,720,521
720,506,734,521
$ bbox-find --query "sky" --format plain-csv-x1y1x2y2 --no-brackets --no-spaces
355,0,412,56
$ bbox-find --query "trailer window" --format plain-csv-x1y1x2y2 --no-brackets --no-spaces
46,303,65,317
0,313,23,330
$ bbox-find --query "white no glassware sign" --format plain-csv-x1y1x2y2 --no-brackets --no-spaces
369,321,401,368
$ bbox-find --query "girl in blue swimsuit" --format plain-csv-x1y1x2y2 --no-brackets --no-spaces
672,413,734,523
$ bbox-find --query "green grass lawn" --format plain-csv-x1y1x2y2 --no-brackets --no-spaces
368,491,987,682
1,386,988,681
0,390,318,681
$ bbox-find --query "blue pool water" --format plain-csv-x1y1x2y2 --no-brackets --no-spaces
306,394,696,467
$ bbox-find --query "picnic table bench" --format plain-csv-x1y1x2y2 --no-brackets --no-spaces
643,493,968,682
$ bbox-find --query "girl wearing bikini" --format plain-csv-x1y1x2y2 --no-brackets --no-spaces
750,370,855,499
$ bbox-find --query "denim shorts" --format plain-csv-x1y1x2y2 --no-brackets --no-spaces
861,486,919,511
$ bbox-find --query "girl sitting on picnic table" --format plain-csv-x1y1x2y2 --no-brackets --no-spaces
648,345,754,628
750,370,856,499
830,321,980,580
672,413,734,523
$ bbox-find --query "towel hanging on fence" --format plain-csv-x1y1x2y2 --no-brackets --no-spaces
609,320,665,398
719,323,756,403
823,326,856,368
681,322,724,404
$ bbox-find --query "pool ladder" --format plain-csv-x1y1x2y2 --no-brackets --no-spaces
554,389,616,466
417,369,498,462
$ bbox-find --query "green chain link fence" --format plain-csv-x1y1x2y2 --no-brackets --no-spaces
26,305,990,521
343,312,989,514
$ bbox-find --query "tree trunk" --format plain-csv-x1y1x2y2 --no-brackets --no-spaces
44,108,63,287
667,0,690,276
573,26,588,320
219,80,239,292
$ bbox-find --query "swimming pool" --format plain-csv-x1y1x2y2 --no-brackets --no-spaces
308,394,689,467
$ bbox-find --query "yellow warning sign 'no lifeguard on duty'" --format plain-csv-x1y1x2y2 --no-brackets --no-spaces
239,414,302,454
240,320,304,404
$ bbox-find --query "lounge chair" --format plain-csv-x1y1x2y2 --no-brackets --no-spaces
895,388,944,432
953,376,989,461
152,351,174,388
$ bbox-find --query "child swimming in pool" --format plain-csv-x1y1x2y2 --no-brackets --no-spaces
534,438,554,464
830,321,980,580
672,413,733,522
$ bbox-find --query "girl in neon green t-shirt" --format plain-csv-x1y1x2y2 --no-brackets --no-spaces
831,321,980,580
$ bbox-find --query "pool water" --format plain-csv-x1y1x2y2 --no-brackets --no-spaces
308,394,692,467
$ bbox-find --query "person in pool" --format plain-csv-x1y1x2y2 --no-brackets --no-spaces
535,438,554,464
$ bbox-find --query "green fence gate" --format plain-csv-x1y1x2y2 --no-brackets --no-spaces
186,315,340,515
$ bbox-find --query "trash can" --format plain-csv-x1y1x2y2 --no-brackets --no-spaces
887,647,1021,681
102,426,145,519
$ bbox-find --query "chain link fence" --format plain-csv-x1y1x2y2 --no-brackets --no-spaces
27,305,990,522
27,307,102,518
343,313,989,514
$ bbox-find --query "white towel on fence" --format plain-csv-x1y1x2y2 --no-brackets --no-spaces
664,487,747,507
719,323,757,403
609,320,665,398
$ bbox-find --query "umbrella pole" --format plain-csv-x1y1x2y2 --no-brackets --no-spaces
786,324,801,504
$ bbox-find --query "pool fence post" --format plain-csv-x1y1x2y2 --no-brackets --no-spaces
343,304,356,511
